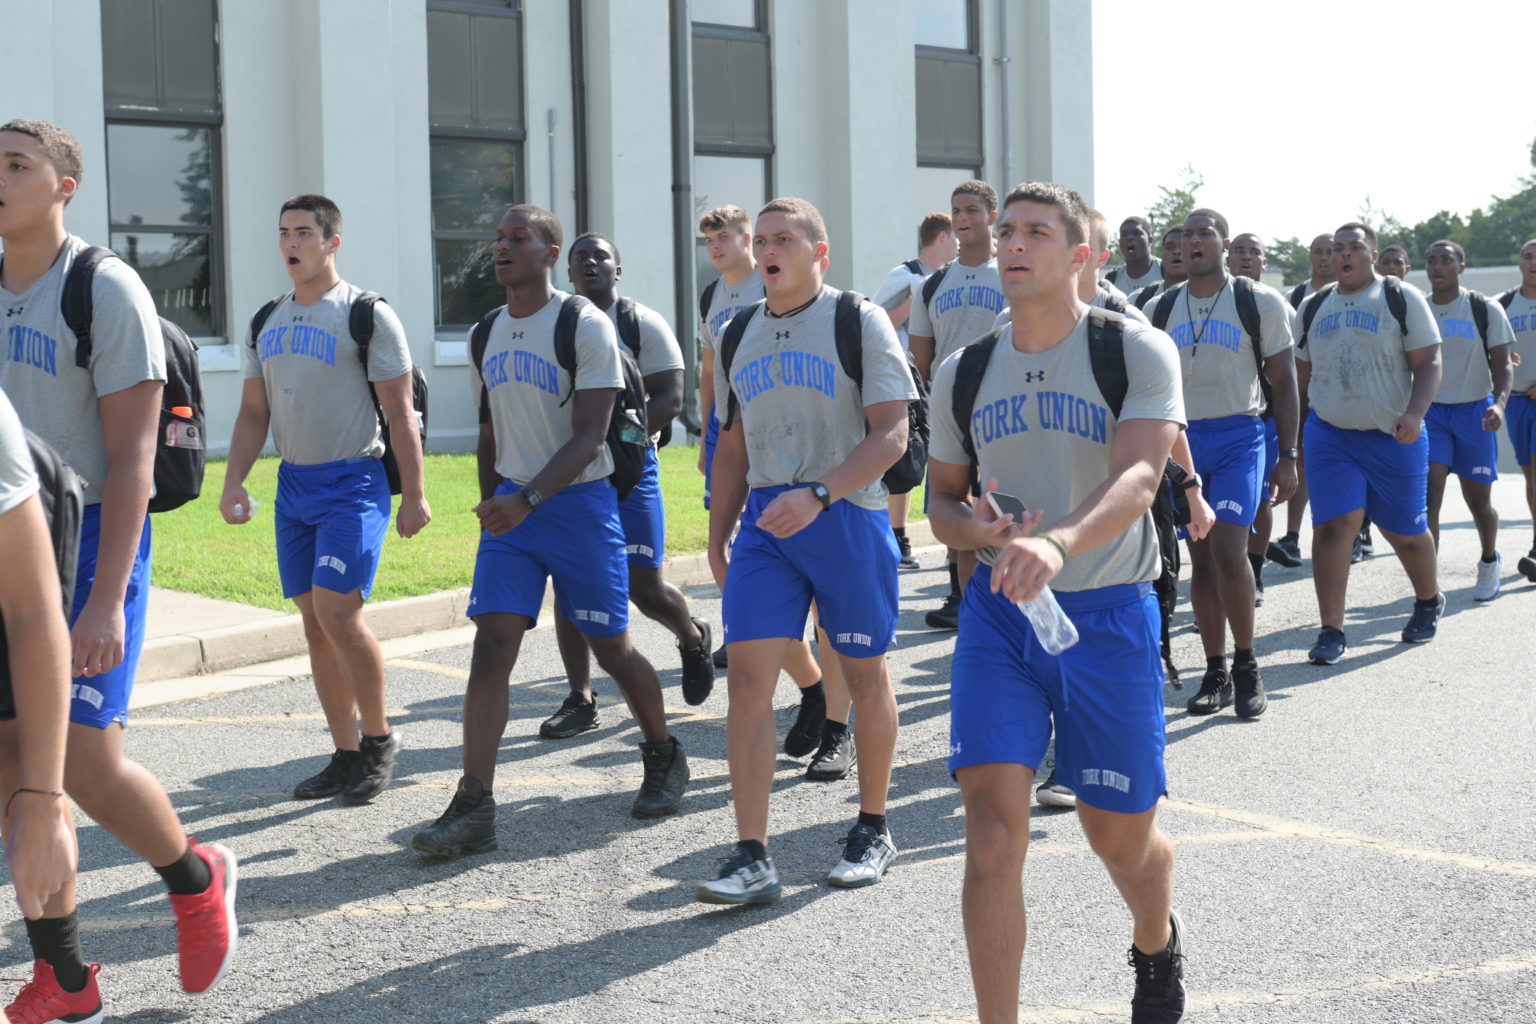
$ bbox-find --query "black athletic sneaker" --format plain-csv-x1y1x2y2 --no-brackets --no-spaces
1185,670,1232,715
896,534,919,571
632,738,689,818
343,732,402,804
1517,547,1536,582
1231,661,1267,719
1267,535,1303,567
807,727,855,781
783,696,827,758
412,778,497,856
924,592,961,630
679,618,716,705
1253,574,1265,607
539,693,599,740
1401,592,1446,643
293,749,357,800
1308,626,1347,665
1350,534,1365,563
1129,910,1186,1023
1358,524,1375,556
712,644,729,670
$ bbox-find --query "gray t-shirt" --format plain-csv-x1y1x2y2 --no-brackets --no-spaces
612,300,684,377
1106,263,1163,295
467,292,622,486
906,258,1007,369
1430,289,1515,405
700,271,765,353
929,312,1185,592
0,390,39,517
713,286,917,511
1295,277,1440,433
1158,276,1293,420
242,281,412,465
1505,291,1536,394
871,260,932,349
0,235,165,504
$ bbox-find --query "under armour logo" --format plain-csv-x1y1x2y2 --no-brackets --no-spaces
1023,371,1046,382
509,331,524,340
3,307,21,317
963,273,976,280
1197,307,1211,316
774,330,790,340
292,315,305,322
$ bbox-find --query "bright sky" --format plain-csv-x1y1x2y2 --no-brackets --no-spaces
1092,0,1536,245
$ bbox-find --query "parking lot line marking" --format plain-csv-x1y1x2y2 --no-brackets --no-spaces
387,658,470,679
1165,797,1536,878
130,710,411,727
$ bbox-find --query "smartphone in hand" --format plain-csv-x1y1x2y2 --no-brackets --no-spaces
985,490,1028,523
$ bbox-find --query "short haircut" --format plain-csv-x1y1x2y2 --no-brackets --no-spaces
1001,181,1088,247
1336,221,1378,248
1426,239,1464,264
1521,238,1536,253
0,118,83,202
698,204,750,235
757,196,827,246
1162,226,1183,244
1084,205,1111,254
508,204,563,249
952,179,999,213
1120,215,1153,237
1233,231,1264,249
279,194,343,239
918,212,952,249
1379,244,1409,259
1186,207,1229,240
570,230,620,266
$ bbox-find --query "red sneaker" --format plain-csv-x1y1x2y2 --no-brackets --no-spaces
4,960,102,1024
168,839,238,994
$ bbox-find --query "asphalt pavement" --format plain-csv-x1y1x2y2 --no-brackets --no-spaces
4,482,1536,1023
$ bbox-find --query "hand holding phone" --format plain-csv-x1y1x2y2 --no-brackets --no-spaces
985,489,1028,523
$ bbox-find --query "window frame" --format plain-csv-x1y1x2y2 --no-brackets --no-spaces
692,2,774,184
914,0,983,170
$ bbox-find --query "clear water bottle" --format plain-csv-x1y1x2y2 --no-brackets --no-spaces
1015,586,1079,655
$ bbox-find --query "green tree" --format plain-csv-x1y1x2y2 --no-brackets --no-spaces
1268,236,1311,286
1111,165,1204,264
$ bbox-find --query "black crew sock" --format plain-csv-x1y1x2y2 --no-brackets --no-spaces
1206,655,1227,676
947,562,960,597
892,526,907,539
361,731,392,749
154,842,212,896
1233,647,1256,666
25,914,87,993
1415,594,1442,609
737,839,768,863
822,719,848,740
1481,554,1497,564
1248,552,1264,577
799,680,825,706
857,811,888,835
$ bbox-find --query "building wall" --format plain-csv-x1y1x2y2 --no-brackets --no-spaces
3,0,1094,455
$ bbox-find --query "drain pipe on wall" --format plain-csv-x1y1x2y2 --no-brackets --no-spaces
669,0,701,437
569,0,590,233
995,0,1012,189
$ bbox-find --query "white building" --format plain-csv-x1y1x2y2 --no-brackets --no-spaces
4,0,1094,452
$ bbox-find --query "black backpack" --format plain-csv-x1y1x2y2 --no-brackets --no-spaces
1297,275,1411,350
613,297,673,448
1131,283,1161,310
1497,288,1517,310
0,428,85,716
1288,281,1311,310
919,261,952,311
61,246,205,513
718,290,929,494
1150,275,1273,416
250,292,428,496
470,295,651,502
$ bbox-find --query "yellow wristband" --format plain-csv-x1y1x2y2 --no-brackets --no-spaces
1040,533,1069,562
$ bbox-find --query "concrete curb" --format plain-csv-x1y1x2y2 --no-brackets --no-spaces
136,518,941,687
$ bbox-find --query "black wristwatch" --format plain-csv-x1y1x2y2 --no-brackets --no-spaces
1179,474,1202,492
807,482,832,510
521,487,543,511
1279,448,1300,459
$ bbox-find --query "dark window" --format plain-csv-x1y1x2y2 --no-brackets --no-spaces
100,0,223,336
914,0,982,168
693,1,772,165
428,1,525,329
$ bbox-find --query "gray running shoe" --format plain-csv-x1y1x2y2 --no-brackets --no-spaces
1034,767,1077,808
696,845,782,905
827,823,896,888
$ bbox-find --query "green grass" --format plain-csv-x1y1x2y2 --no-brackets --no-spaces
153,447,925,609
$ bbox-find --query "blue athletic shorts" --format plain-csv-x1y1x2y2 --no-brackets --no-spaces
1187,414,1265,528
619,447,665,569
469,478,629,637
69,506,152,729
1507,394,1536,467
722,485,900,657
1262,417,1280,485
949,566,1167,815
702,409,720,510
1426,396,1499,483
275,458,391,600
1305,411,1429,536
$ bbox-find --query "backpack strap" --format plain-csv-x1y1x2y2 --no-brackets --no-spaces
716,301,763,429
350,291,383,362
1296,283,1338,350
249,294,288,352
1380,275,1410,339
551,294,588,408
920,262,952,310
614,296,643,359
832,290,866,397
61,245,117,368
1086,308,1128,420
1497,287,1517,310
1468,290,1490,347
469,308,501,424
952,329,1003,470
1132,284,1159,310
1149,282,1184,332
698,278,718,327
902,258,925,276
1289,282,1308,310
1105,267,1122,289
1231,275,1273,414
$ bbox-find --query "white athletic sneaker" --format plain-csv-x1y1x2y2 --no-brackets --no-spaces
826,823,897,888
1473,553,1502,602
696,846,782,905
